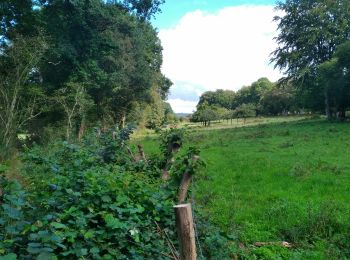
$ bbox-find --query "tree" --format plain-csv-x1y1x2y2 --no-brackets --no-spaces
191,103,219,127
39,0,170,128
163,102,177,125
54,82,93,141
260,84,296,115
233,78,274,113
233,103,256,124
117,0,165,20
0,35,48,158
1,0,170,141
316,41,350,118
198,89,235,109
272,0,350,119
0,0,41,44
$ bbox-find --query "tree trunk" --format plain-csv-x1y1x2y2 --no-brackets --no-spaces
66,117,71,141
78,117,85,141
324,90,331,120
119,112,126,129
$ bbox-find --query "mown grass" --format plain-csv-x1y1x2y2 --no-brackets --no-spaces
138,117,350,258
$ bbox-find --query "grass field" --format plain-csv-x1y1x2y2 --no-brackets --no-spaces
137,116,350,258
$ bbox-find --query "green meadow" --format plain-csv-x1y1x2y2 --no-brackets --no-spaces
138,117,350,258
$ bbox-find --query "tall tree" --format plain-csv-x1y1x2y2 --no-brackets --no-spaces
272,0,350,118
0,0,41,43
0,35,48,158
198,89,235,109
39,0,169,129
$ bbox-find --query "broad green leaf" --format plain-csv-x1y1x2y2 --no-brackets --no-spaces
103,214,124,229
50,222,67,229
0,253,17,260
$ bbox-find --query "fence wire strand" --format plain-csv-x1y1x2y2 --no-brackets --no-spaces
191,179,205,260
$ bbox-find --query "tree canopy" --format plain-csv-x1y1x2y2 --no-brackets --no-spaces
272,0,350,118
0,0,172,157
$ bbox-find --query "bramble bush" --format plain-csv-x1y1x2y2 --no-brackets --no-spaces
0,127,233,259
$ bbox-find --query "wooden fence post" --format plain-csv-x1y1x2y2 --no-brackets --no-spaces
174,203,197,260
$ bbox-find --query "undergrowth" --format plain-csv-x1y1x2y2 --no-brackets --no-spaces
0,127,232,259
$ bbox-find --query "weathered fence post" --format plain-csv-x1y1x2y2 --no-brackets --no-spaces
174,203,197,260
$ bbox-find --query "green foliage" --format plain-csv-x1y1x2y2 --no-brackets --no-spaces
198,89,235,109
192,78,293,124
233,103,256,121
170,147,204,181
160,128,185,159
0,125,230,259
0,0,171,156
0,35,48,159
0,128,178,258
272,0,350,118
315,41,350,118
191,103,219,126
260,84,297,115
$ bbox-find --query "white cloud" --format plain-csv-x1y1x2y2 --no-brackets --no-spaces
168,81,205,101
159,5,283,113
167,99,198,114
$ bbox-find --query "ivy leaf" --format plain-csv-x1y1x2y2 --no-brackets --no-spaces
103,214,124,229
0,253,17,260
37,252,56,260
83,230,94,239
50,222,67,229
90,247,100,254
101,195,111,202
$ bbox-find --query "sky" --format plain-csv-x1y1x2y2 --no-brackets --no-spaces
151,0,283,113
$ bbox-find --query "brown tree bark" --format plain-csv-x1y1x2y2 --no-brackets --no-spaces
78,118,85,141
178,156,199,203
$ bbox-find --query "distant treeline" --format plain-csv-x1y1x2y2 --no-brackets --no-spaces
193,0,350,125
191,78,300,125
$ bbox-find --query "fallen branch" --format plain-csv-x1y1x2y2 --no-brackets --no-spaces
178,155,199,203
162,157,174,180
137,144,147,164
155,221,179,260
125,145,137,162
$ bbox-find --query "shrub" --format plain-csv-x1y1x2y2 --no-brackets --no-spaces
0,127,231,259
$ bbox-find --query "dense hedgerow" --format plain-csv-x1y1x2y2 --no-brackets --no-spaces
0,127,233,259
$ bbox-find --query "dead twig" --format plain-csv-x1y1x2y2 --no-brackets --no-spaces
125,145,137,162
155,221,179,260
